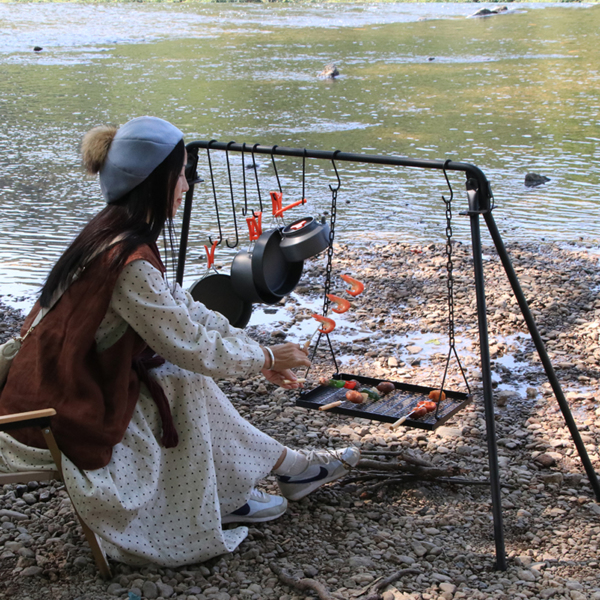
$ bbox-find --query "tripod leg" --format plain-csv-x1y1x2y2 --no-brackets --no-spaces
484,211,600,502
469,212,507,571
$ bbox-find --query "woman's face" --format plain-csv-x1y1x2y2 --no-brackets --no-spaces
172,149,189,217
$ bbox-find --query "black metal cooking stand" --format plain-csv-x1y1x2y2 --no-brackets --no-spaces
178,141,600,572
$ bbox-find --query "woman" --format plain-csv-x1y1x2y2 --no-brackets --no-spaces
0,116,359,567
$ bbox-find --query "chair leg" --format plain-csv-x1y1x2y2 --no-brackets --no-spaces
41,427,112,579
76,513,112,579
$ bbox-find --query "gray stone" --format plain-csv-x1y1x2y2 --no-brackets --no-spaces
20,566,43,577
156,581,175,598
0,509,28,521
141,581,158,599
435,427,462,439
21,493,37,505
303,564,318,577
348,556,374,568
107,583,127,596
588,503,600,515
534,453,556,468
517,569,537,582
525,173,550,187
541,473,564,485
516,554,532,567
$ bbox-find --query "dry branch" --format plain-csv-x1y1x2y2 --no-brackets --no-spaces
357,459,458,478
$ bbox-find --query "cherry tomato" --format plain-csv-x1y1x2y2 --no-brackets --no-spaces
429,390,447,402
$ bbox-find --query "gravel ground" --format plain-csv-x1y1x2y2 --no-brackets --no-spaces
1,240,599,600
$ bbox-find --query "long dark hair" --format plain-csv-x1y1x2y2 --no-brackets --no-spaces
40,139,185,307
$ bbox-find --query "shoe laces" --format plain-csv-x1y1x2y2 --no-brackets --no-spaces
249,488,268,502
299,447,357,471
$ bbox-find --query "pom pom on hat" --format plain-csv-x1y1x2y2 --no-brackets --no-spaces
81,125,118,174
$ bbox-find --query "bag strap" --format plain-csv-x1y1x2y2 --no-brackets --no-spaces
19,306,48,343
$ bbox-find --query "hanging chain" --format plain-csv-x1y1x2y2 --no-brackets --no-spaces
443,191,456,350
322,184,338,317
305,157,341,378
438,164,470,398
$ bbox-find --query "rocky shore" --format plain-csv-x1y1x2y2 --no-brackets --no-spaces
1,240,599,600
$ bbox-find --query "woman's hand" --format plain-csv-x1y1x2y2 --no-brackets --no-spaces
260,342,311,388
261,368,304,390
261,342,311,372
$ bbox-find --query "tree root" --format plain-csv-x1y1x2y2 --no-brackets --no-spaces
270,562,333,600
360,568,421,600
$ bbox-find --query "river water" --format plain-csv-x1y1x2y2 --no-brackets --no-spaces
1,2,599,305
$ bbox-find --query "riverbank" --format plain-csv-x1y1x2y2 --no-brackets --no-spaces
1,240,599,600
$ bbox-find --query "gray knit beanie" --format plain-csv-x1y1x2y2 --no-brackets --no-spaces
98,116,184,203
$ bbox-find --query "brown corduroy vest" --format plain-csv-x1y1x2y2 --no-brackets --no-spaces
0,243,172,470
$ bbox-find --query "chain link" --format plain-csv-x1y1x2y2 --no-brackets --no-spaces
322,185,338,317
443,191,456,350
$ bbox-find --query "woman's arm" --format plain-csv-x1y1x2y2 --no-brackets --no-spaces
111,260,264,378
170,279,251,340
111,260,310,380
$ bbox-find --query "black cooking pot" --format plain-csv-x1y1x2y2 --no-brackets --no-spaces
252,228,304,297
279,217,330,262
189,273,253,328
230,248,282,305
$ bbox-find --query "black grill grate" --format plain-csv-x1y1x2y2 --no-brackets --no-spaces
297,373,470,430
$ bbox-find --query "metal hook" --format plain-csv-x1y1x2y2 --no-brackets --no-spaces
271,145,283,194
442,159,454,204
241,143,248,216
329,150,342,193
206,140,223,246
224,141,239,248
251,143,263,212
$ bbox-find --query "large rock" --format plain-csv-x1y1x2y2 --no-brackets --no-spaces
470,6,508,17
525,173,551,187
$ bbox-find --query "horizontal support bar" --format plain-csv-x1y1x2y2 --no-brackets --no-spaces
185,140,493,211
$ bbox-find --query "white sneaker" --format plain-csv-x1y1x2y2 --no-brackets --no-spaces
276,447,361,501
221,488,288,524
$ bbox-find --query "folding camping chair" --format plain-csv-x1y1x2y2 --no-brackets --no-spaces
0,408,112,578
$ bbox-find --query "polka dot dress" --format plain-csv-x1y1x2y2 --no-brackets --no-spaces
0,260,284,567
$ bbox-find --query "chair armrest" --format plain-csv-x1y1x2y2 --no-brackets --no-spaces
0,409,57,432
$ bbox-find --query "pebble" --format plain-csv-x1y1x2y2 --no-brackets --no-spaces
19,566,43,577
0,509,28,520
142,581,159,599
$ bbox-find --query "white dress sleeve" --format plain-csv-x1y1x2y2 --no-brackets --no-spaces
109,260,265,379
